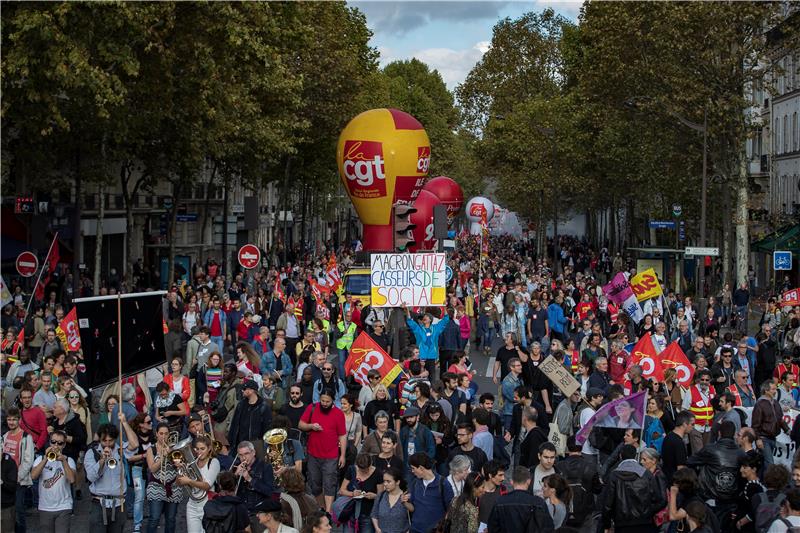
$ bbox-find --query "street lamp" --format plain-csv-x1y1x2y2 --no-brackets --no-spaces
625,97,708,296
491,115,559,274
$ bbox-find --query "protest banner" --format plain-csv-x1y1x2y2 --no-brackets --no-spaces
659,341,694,387
603,272,644,323
630,268,663,302
370,252,446,307
774,408,799,469
576,391,647,445
540,355,580,397
628,332,664,381
55,307,81,351
344,332,406,387
782,288,800,307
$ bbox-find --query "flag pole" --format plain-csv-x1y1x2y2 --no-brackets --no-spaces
117,292,124,512
25,231,58,318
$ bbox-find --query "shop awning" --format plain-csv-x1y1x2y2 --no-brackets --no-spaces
751,224,800,254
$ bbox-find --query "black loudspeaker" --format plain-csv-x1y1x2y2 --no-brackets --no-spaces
433,205,448,240
244,196,258,230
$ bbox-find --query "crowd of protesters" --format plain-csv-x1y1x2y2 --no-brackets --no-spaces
2,233,800,533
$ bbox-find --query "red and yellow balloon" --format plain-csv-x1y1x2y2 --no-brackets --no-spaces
422,176,464,227
336,108,430,251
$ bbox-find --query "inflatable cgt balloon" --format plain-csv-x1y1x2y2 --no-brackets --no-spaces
464,197,495,235
336,108,430,251
422,176,464,227
408,189,442,252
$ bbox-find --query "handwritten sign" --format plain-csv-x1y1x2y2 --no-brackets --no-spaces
540,355,580,397
370,253,446,308
630,268,663,302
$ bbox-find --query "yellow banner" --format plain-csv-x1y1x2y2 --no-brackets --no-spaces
630,268,664,302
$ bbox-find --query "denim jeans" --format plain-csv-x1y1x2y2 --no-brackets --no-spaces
15,485,28,533
131,465,146,530
147,499,178,533
762,437,776,465
211,336,224,352
736,305,748,332
344,514,375,533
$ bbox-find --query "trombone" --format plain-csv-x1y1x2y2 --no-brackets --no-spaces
200,413,223,454
228,453,246,493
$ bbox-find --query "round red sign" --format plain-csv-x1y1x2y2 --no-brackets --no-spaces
237,244,261,270
16,251,38,277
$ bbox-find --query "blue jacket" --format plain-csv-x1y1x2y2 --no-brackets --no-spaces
203,309,228,337
408,472,454,533
259,350,293,383
407,315,450,361
501,373,522,416
438,318,462,351
399,423,436,466
312,377,346,405
547,303,567,334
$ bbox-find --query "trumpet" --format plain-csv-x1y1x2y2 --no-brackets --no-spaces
46,451,58,461
107,458,118,469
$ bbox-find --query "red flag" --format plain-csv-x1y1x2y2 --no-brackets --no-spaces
308,277,323,303
344,332,406,386
316,302,330,320
628,332,664,381
323,254,343,295
56,307,82,351
34,238,60,301
274,276,286,304
16,328,24,346
659,340,695,387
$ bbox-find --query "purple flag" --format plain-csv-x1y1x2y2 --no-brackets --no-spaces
603,272,635,306
575,391,648,445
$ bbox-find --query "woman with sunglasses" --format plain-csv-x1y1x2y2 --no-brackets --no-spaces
368,321,390,354
177,435,220,533
129,413,154,533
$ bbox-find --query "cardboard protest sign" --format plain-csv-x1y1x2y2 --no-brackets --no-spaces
630,268,663,302
370,253,446,307
540,355,580,397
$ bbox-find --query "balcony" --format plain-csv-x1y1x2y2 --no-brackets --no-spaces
761,154,770,172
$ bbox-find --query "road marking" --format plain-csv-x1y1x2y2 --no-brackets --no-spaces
485,356,495,378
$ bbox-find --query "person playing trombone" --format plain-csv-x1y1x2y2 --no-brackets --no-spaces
31,429,76,533
85,417,140,533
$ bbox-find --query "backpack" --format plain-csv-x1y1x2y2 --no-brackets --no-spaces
753,491,786,533
561,469,593,526
776,517,800,533
526,501,556,533
492,434,511,467
202,499,239,533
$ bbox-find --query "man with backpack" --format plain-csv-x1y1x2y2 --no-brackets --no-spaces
404,452,454,533
202,471,250,533
765,487,800,532
555,436,603,533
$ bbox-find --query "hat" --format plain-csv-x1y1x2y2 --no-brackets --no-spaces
254,499,282,514
189,413,203,423
587,387,605,399
401,407,420,418
242,379,259,391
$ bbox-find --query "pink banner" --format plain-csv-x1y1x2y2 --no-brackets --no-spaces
603,272,635,306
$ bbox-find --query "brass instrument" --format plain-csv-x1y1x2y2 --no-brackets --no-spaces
263,428,287,479
229,454,247,493
200,413,223,453
107,458,118,469
170,436,206,501
46,451,58,461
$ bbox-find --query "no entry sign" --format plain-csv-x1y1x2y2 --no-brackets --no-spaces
16,251,38,277
237,244,261,270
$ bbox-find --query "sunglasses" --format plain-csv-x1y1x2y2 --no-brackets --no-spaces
68,395,80,399
50,440,65,446
374,325,384,329
323,368,333,372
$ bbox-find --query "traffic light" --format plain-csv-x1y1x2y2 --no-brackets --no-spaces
393,203,417,251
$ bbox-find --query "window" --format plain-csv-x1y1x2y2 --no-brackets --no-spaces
776,118,781,154
793,112,798,152
785,115,789,153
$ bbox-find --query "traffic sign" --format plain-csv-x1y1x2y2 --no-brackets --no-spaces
672,204,682,217
774,251,793,271
16,251,38,277
649,220,676,229
684,247,719,257
445,266,453,282
237,244,261,270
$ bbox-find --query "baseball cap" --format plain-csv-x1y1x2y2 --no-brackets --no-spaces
587,387,605,399
254,499,282,514
242,379,259,391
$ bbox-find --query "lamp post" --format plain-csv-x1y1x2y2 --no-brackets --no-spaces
624,97,708,296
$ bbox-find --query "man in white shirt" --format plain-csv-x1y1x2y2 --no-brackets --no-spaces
531,442,557,497
30,429,76,531
767,487,800,532
581,388,605,462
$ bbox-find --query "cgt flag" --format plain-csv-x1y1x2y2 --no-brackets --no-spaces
576,391,647,445
628,332,664,382
659,341,695,387
344,332,406,387
55,307,81,351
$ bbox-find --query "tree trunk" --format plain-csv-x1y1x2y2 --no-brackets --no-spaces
72,149,82,297
299,184,308,253
722,178,732,288
609,199,617,255
93,183,105,294
198,162,218,267
735,154,749,287
168,180,182,288
281,157,292,264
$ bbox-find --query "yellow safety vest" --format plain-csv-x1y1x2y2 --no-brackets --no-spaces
336,321,357,350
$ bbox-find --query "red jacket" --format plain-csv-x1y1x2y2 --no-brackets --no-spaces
608,350,629,384
21,406,48,450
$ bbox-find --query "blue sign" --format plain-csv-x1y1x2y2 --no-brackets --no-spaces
649,220,676,229
445,266,453,283
679,221,686,241
774,251,793,271
176,213,198,222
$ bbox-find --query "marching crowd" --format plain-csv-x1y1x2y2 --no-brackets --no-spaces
1,234,800,533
